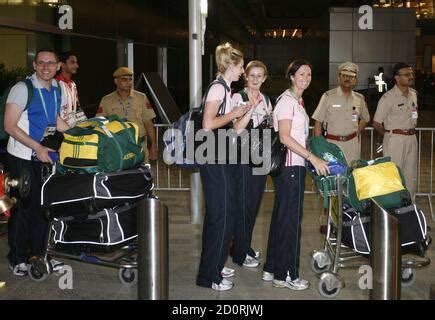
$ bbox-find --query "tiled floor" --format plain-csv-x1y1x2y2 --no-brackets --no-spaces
0,191,433,300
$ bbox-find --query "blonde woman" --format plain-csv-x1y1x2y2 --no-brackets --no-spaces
229,60,272,269
196,43,249,291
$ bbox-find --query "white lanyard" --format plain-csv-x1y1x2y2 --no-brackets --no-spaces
37,86,58,123
288,89,309,137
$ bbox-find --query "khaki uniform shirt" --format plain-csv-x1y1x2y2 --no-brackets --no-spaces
312,87,370,136
97,90,156,138
373,85,418,130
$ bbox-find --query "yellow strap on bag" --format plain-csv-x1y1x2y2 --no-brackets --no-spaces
352,162,405,200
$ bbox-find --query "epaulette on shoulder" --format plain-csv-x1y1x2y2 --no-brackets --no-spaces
354,91,364,98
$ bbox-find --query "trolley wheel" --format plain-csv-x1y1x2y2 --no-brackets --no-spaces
118,268,138,285
18,167,31,199
401,268,416,287
310,250,331,274
318,274,342,299
28,263,50,282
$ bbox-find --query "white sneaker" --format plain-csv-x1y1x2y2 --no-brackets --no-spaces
243,254,260,268
262,271,274,281
211,278,234,291
221,266,235,278
49,258,64,272
9,262,28,277
254,251,261,259
272,277,310,291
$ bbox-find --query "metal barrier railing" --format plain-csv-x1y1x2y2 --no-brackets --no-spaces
151,124,434,219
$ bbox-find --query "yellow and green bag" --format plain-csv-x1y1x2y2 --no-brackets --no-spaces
59,115,144,173
346,157,411,212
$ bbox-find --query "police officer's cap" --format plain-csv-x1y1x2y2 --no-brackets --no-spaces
338,62,359,77
113,67,133,78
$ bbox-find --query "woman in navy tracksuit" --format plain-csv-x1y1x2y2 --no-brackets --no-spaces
229,60,273,269
262,60,329,291
196,42,250,291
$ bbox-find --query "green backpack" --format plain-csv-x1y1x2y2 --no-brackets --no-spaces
0,79,34,140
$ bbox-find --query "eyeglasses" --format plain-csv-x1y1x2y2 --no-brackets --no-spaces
35,61,58,68
340,73,356,79
397,72,414,77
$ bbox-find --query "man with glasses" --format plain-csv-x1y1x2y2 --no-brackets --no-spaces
373,62,418,201
97,67,157,162
4,48,69,276
312,62,370,233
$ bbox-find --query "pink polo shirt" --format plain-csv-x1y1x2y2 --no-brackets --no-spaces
204,78,233,115
273,90,309,167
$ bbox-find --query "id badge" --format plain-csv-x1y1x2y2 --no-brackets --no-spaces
411,108,418,119
43,125,56,138
352,112,358,122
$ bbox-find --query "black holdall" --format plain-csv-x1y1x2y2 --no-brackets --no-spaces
267,130,287,177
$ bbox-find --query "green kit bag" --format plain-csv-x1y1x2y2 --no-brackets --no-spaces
59,115,144,173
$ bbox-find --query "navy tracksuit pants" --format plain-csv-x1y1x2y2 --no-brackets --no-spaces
231,164,266,265
7,154,47,266
196,164,239,288
263,165,306,281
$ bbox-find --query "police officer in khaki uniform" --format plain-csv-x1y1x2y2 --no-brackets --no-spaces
373,62,418,201
97,67,157,162
312,62,370,233
312,62,370,163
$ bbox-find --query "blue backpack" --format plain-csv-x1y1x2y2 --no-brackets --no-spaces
163,78,229,169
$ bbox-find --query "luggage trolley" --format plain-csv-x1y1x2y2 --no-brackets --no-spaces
310,174,366,298
27,163,154,286
310,174,431,298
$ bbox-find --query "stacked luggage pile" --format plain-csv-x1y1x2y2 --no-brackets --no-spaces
30,116,154,284
43,115,152,249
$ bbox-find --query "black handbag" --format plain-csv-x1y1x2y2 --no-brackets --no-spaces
268,131,287,177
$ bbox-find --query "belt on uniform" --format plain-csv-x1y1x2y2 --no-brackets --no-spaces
326,132,357,142
391,129,416,135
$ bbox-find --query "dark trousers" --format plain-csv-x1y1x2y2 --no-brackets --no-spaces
7,154,47,266
264,166,306,281
196,164,239,288
232,164,266,265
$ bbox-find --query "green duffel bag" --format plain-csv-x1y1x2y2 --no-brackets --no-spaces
59,115,144,173
345,156,411,213
307,136,350,207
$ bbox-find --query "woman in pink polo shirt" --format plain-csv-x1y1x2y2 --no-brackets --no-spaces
262,59,329,291
196,42,250,292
